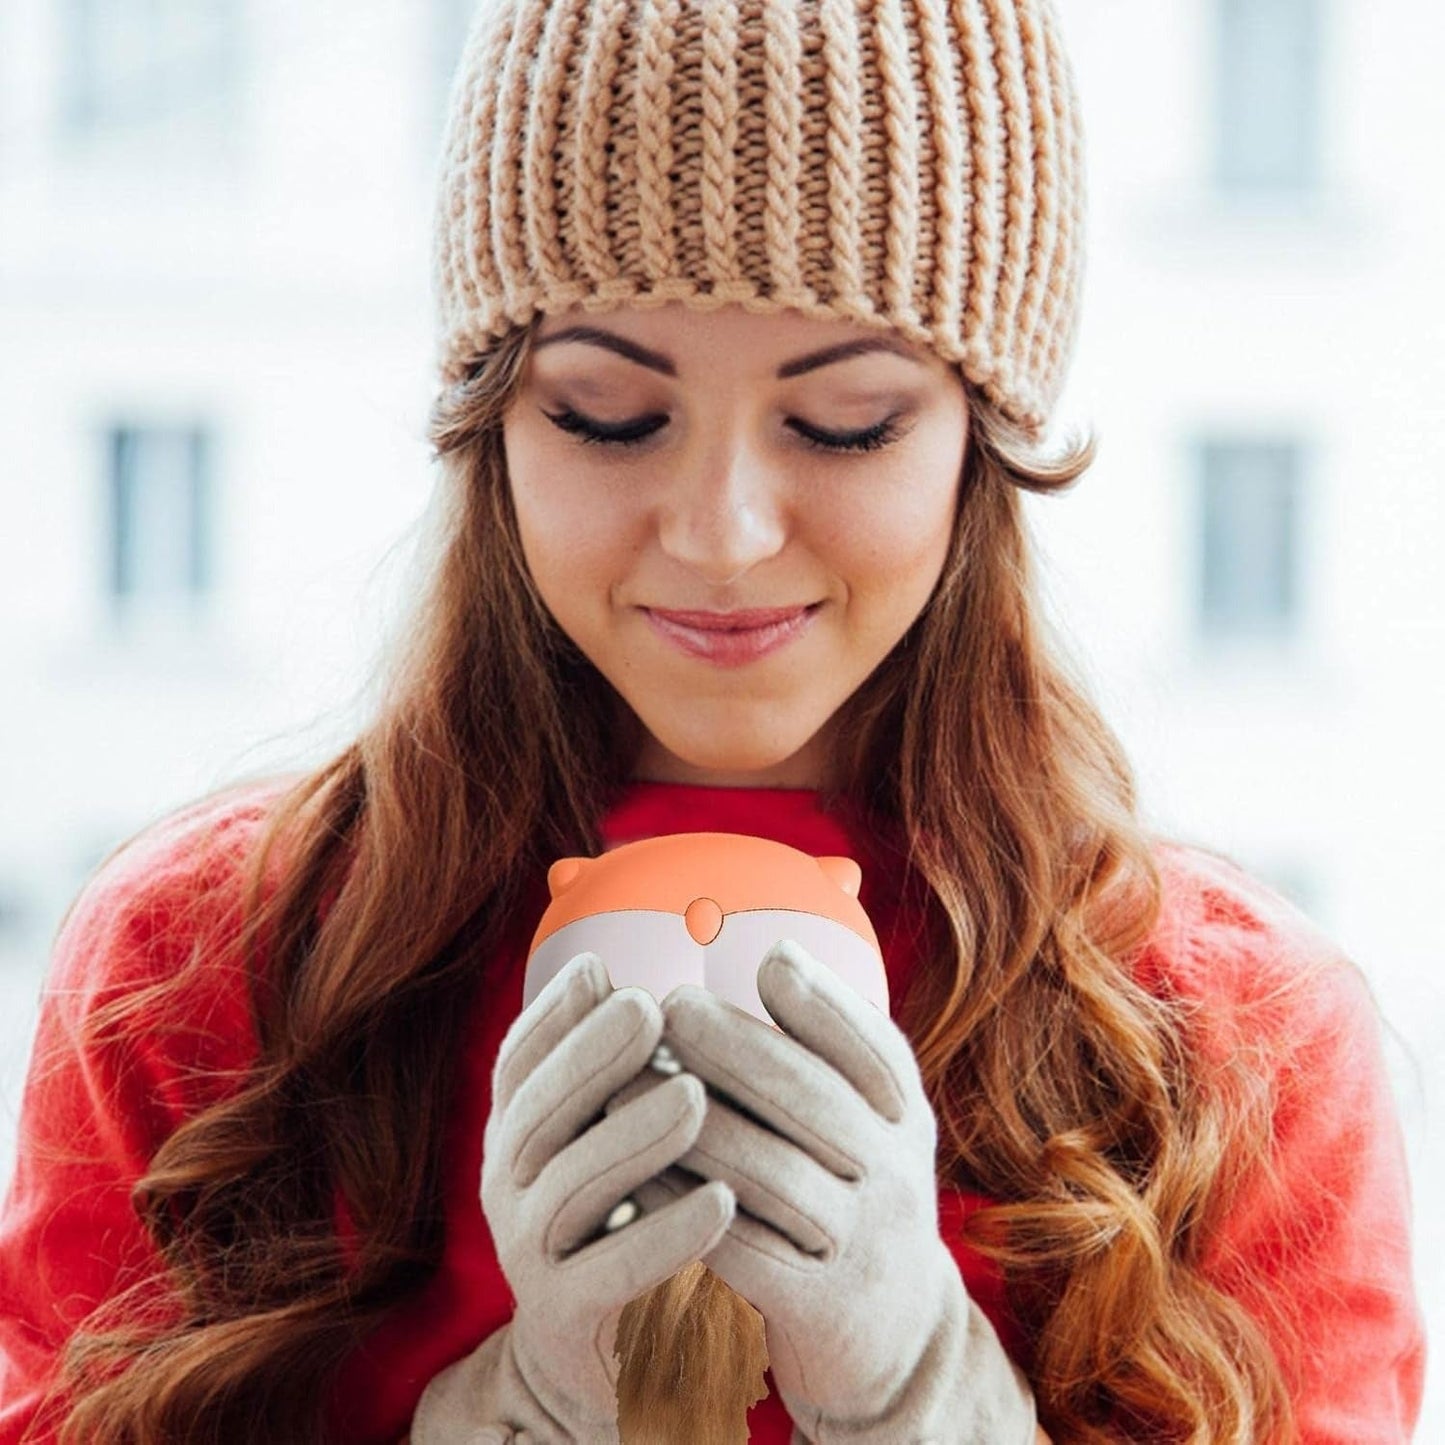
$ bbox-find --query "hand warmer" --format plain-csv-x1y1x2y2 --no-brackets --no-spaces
411,951,737,1444
659,938,1038,1445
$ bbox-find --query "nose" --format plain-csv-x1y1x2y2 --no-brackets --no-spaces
655,439,788,585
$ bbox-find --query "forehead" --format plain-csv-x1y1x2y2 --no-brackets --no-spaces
532,302,939,381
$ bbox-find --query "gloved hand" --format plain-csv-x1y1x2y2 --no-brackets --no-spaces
411,950,737,1444
658,938,1038,1444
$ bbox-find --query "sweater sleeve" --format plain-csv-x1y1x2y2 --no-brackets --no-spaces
0,794,265,1443
1208,958,1424,1441
1158,848,1427,1443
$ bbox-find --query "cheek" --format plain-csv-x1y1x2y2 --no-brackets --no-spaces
514,499,616,617
823,462,958,594
505,430,628,592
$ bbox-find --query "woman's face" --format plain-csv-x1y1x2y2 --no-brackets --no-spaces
502,302,969,788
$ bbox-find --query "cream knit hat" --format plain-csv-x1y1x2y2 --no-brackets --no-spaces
433,0,1086,436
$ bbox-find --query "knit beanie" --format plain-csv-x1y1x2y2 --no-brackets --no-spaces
433,0,1086,437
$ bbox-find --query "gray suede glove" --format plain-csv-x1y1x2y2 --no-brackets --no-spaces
411,950,737,1444
658,938,1038,1445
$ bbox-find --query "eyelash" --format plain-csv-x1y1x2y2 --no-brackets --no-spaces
540,407,907,455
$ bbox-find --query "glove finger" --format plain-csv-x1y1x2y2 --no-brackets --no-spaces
507,987,664,1187
757,939,916,1124
493,951,612,1113
633,1164,693,1212
701,1205,811,1316
681,1094,847,1259
662,987,875,1179
542,1073,708,1257
603,1066,670,1116
565,1178,737,1308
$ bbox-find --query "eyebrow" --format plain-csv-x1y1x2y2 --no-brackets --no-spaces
531,324,925,378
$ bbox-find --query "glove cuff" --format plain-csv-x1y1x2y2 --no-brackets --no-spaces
411,1321,623,1445
781,1271,1037,1445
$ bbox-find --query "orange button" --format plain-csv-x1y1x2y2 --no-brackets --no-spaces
684,896,724,945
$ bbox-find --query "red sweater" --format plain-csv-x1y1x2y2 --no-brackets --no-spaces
0,779,1426,1442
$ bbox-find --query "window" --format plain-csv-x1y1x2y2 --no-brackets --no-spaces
0,880,29,944
1195,437,1304,642
1213,0,1323,197
60,0,242,148
106,423,216,624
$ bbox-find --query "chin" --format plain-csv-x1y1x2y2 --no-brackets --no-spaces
637,726,827,788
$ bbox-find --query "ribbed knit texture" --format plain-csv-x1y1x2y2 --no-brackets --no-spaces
433,0,1087,436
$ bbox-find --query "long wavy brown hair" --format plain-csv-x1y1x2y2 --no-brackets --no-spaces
36,310,1296,1444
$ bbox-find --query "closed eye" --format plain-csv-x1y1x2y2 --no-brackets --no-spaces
540,407,910,455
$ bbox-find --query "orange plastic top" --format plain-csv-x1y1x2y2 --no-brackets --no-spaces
529,831,880,955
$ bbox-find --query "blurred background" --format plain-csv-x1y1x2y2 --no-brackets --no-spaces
0,0,1439,1429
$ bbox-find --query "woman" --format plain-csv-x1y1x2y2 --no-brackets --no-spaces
0,0,1425,1440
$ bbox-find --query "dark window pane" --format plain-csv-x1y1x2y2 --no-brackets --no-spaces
61,0,242,142
1215,0,1322,195
189,430,212,595
110,428,136,598
1198,438,1303,639
104,423,216,617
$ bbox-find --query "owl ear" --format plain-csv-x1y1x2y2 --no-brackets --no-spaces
546,857,589,899
816,855,862,898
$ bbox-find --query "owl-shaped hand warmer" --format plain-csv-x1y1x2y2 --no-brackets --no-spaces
524,831,888,1023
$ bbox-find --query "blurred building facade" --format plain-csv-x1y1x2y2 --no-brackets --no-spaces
0,0,468,957
0,0,1441,1422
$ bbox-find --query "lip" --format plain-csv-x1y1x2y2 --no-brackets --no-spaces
643,603,821,666
647,606,816,631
